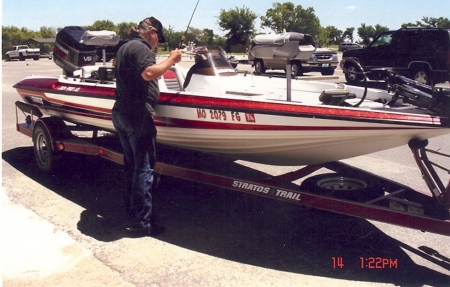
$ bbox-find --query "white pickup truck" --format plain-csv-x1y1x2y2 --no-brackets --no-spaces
5,45,40,61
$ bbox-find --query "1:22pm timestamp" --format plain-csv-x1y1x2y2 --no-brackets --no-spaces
332,257,398,269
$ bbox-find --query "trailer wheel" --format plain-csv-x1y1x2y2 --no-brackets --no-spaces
300,173,384,202
33,123,57,172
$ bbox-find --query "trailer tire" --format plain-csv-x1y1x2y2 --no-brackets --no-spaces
33,123,57,172
300,173,384,202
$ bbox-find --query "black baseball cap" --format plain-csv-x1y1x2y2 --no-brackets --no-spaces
139,16,166,43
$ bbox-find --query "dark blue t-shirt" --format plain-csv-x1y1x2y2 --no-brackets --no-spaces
114,37,159,114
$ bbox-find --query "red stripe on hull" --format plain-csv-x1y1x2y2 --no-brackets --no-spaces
158,92,442,126
154,116,433,131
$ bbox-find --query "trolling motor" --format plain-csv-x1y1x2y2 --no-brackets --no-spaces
378,69,450,118
341,58,450,118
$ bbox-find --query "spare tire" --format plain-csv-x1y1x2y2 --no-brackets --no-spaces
300,173,384,202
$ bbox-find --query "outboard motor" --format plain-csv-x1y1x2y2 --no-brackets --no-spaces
53,26,97,76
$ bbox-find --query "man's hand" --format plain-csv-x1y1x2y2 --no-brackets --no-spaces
169,49,183,64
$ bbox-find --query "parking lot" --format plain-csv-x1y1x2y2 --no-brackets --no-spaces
2,58,450,287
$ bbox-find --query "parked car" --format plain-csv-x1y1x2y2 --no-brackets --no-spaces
341,27,450,85
298,47,338,76
5,45,40,61
338,42,362,52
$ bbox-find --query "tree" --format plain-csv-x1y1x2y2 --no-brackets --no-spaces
168,30,185,50
373,24,389,36
318,26,349,47
357,23,388,45
317,28,329,47
425,17,450,28
260,2,321,36
39,26,57,38
164,27,210,50
214,36,226,49
188,27,204,44
402,16,450,28
217,6,257,51
85,20,116,32
343,27,355,42
357,24,375,45
116,22,136,39
325,26,343,45
199,29,215,47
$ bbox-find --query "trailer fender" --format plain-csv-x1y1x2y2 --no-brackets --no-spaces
32,117,72,158
33,117,72,146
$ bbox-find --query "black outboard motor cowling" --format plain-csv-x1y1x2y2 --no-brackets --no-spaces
53,26,96,76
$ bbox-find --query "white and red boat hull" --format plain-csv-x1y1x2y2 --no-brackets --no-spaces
14,68,450,166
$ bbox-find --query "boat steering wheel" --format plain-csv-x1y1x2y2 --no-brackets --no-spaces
340,58,369,107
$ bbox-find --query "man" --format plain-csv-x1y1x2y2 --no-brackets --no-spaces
112,16,182,234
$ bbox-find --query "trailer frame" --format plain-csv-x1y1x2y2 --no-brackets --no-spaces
15,101,450,236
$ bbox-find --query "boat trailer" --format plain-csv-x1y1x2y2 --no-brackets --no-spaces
15,101,450,236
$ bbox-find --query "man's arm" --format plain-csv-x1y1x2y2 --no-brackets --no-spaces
141,50,183,81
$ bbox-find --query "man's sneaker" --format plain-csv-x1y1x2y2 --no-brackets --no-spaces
125,222,165,237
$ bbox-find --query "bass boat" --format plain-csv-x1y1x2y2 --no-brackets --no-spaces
14,27,450,166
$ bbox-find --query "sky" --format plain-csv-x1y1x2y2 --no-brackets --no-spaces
2,0,449,36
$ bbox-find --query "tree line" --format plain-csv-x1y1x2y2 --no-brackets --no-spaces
3,1,450,56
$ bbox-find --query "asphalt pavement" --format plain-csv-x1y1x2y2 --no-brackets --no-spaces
2,58,450,287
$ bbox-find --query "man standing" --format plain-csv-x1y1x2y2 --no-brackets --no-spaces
112,16,182,234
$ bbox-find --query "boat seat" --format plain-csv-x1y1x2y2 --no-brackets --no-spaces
319,89,356,106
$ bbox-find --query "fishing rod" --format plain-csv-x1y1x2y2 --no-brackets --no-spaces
179,0,200,49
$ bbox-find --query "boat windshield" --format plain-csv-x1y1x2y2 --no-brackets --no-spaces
188,47,237,77
182,47,237,90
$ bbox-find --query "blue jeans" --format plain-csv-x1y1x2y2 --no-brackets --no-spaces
112,108,157,226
